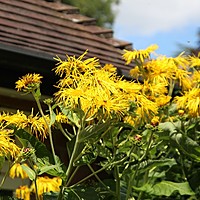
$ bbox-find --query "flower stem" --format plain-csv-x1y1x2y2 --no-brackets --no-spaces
65,128,81,186
32,91,57,165
87,164,115,196
114,165,120,200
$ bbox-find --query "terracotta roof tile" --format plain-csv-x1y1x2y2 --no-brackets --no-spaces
0,0,133,75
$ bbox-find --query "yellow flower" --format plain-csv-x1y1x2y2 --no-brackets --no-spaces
3,111,49,139
134,95,158,124
174,68,192,91
144,57,174,85
122,44,158,64
178,109,185,116
189,54,200,68
191,70,200,87
102,64,117,73
55,112,68,123
54,51,99,77
123,115,135,126
175,88,200,117
15,185,31,200
142,81,168,97
9,163,29,179
130,66,140,79
0,128,20,158
31,176,61,199
151,116,160,126
154,95,171,107
15,73,43,92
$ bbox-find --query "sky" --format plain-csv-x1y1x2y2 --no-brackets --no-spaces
113,0,200,57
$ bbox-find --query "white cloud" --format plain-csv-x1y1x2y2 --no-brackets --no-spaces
113,0,200,36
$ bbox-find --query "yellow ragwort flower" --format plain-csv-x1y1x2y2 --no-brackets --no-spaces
3,111,49,139
9,163,29,179
191,70,200,87
130,66,140,79
102,64,117,73
31,176,61,199
54,51,99,77
0,128,20,158
151,116,160,126
123,44,158,64
189,54,200,68
15,185,31,200
15,73,43,92
175,88,200,117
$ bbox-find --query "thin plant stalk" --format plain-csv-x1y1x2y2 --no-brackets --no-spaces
32,91,57,165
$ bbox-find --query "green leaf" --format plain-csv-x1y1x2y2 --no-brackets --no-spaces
15,129,54,160
135,181,194,196
60,106,84,127
79,120,111,143
15,129,65,177
21,164,36,181
171,133,200,161
74,152,96,166
38,164,61,175
139,159,177,174
50,110,56,126
36,156,65,178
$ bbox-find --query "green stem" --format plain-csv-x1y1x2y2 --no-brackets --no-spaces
57,123,73,140
168,79,175,97
69,164,109,188
65,127,81,186
0,161,12,188
34,175,40,200
65,166,79,187
126,164,140,200
87,164,115,196
114,166,120,200
126,129,154,200
32,91,57,165
138,170,149,200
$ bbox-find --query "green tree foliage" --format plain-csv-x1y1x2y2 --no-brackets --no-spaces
62,0,120,27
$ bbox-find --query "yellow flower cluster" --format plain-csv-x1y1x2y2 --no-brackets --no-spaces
175,88,200,117
0,128,20,158
9,163,61,200
53,51,159,124
0,111,49,139
125,45,200,118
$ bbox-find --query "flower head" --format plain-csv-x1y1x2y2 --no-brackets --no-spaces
15,185,30,200
0,128,20,158
123,44,158,64
15,73,43,92
9,163,29,179
175,88,200,117
31,176,61,198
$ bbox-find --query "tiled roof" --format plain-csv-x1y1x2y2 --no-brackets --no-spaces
0,0,133,75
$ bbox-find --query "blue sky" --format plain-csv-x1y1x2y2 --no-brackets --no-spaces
113,0,200,57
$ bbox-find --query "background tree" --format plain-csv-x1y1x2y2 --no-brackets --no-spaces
62,0,120,28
